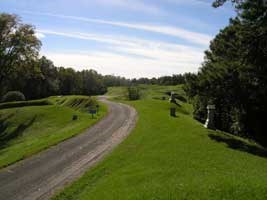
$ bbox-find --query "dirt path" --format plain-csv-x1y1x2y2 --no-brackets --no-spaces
0,97,137,200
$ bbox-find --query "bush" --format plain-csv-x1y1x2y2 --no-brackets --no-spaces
2,91,26,102
128,87,140,100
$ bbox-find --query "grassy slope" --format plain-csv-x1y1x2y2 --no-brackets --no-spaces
53,85,267,200
0,96,107,168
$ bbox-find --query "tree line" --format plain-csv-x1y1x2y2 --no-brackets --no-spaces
131,74,186,86
184,0,267,146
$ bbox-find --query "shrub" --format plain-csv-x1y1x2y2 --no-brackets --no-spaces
2,91,26,103
72,115,78,121
128,87,140,100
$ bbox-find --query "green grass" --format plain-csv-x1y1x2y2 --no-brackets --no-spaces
106,84,185,101
106,87,128,100
53,85,267,200
0,96,107,169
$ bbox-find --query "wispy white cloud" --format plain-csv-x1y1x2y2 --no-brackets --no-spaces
35,32,45,39
39,29,204,78
37,30,134,47
103,21,212,46
44,51,201,78
25,11,212,46
94,0,165,15
164,0,211,6
37,29,205,51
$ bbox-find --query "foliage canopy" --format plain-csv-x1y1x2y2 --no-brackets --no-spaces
185,0,267,145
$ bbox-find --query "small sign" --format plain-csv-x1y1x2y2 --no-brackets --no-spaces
89,109,97,114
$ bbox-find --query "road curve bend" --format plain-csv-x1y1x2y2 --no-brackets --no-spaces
0,97,137,200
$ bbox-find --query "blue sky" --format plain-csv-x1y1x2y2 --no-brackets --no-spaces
0,0,236,78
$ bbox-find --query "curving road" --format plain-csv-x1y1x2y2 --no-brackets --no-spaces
0,97,137,200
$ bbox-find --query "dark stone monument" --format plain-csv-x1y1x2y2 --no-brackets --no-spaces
204,105,216,130
170,107,176,117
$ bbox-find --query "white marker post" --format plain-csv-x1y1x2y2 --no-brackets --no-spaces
204,105,216,130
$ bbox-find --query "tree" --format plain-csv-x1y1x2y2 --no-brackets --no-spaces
79,70,107,95
185,0,267,145
57,67,79,95
0,13,41,96
212,0,243,8
38,56,59,97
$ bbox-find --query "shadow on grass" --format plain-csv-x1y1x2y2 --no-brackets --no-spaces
172,101,181,107
0,114,37,148
208,133,267,158
170,115,179,118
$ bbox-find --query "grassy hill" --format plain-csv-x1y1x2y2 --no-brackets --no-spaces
53,85,267,200
0,96,107,168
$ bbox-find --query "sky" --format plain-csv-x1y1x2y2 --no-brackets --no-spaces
0,0,236,78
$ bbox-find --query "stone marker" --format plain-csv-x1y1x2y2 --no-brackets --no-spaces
170,107,176,117
204,105,216,130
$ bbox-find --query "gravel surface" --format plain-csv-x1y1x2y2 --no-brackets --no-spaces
0,97,137,200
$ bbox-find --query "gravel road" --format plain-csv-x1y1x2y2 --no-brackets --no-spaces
0,97,137,200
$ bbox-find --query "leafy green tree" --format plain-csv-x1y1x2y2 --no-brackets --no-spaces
79,70,106,95
0,13,41,96
38,56,59,97
128,86,140,100
103,75,130,87
57,67,79,95
185,0,267,145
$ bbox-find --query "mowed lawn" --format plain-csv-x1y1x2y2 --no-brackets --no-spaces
53,86,267,200
0,96,107,168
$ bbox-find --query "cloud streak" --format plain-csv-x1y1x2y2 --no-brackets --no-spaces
95,0,165,15
44,51,201,78
24,11,212,46
38,29,204,78
35,32,45,39
164,0,210,6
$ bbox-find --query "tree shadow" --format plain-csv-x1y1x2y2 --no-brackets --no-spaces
0,113,15,134
171,115,179,118
208,133,267,158
0,114,37,148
